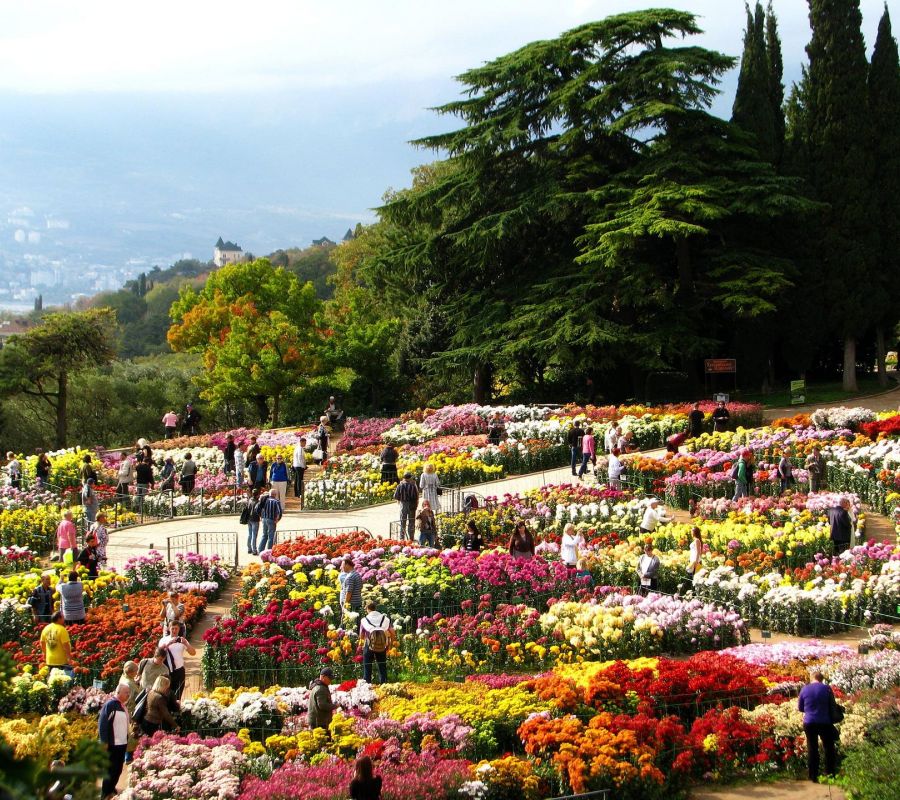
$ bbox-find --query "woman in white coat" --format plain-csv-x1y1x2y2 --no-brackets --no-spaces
419,462,442,513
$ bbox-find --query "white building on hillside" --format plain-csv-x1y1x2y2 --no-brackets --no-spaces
214,237,245,267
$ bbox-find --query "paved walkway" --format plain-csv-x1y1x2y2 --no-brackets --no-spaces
691,780,845,800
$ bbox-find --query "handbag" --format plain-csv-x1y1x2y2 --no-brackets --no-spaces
831,700,845,723
312,448,324,461
132,689,148,723
436,487,443,496
239,505,251,525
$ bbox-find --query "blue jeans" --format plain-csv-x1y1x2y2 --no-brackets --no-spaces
578,452,592,478
399,502,416,539
419,528,436,548
570,447,581,475
247,521,259,554
258,518,277,552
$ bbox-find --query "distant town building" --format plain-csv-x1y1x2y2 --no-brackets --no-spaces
311,236,336,247
214,237,245,267
0,319,32,349
342,228,355,243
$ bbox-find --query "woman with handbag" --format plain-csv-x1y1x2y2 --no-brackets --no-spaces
138,675,179,736
419,462,441,513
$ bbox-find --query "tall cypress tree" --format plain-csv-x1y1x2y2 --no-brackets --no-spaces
805,0,877,391
868,5,900,384
732,2,777,162
766,1,786,166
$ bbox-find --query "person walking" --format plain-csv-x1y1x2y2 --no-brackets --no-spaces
158,621,195,705
76,536,100,578
461,519,484,552
418,462,441,513
140,675,179,736
393,473,419,540
161,410,179,439
607,448,625,490
339,558,363,615
416,500,438,548
89,513,109,569
98,683,131,800
805,446,826,493
827,498,854,555
316,416,330,465
730,449,754,500
40,611,72,678
179,453,197,495
160,591,185,637
349,756,382,800
28,572,55,624
269,454,289,507
604,424,620,454
292,435,307,505
119,661,141,714
135,454,154,507
640,498,671,535
712,401,730,433
360,602,394,684
80,454,97,485
688,402,705,438
240,487,262,556
35,452,52,486
307,667,335,731
567,420,583,477
577,427,596,479
560,523,585,568
159,455,176,491
249,453,268,490
58,571,86,625
5,452,21,488
257,487,283,552
509,519,535,560
81,478,98,525
56,510,78,563
137,647,170,692
777,450,795,493
682,527,704,592
223,434,236,475
234,441,247,488
246,436,261,465
182,403,201,436
637,543,661,595
798,672,839,783
115,455,135,503
379,443,399,485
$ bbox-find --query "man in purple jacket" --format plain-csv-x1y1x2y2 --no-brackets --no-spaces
797,671,838,782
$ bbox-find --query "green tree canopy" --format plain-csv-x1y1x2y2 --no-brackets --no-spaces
0,309,117,447
168,259,321,424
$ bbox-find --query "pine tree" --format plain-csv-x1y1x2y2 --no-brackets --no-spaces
868,4,900,384
805,0,877,391
732,3,777,163
766,1,786,166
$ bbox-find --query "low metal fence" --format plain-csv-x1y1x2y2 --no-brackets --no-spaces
279,525,373,544
166,530,239,567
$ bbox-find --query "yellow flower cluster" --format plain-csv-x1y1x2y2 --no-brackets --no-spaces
0,714,96,762
473,756,543,800
554,658,659,688
375,682,548,725
265,713,368,762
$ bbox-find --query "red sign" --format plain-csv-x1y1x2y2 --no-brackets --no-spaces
704,359,736,374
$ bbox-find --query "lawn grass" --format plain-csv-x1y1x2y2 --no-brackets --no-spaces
736,375,897,409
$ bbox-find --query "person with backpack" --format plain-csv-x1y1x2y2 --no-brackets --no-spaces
137,675,179,736
240,487,262,555
137,647,170,692
359,602,395,684
730,449,754,500
98,683,131,800
158,621,195,705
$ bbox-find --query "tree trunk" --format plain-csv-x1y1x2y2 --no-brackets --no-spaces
473,363,493,404
55,370,68,449
842,337,858,392
253,395,269,424
271,392,280,427
875,326,888,387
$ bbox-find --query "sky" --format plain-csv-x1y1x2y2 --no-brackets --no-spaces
0,0,895,281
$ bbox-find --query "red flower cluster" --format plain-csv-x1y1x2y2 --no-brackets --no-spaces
270,531,399,559
860,414,900,439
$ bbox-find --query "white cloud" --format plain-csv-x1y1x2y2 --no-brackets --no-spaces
27,231,41,244
2,1,890,95
13,229,25,243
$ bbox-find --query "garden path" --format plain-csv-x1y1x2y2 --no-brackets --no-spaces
690,779,845,800
762,383,900,421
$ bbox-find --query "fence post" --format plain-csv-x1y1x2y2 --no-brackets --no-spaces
170,491,174,519
195,532,200,555
166,536,171,564
234,531,239,569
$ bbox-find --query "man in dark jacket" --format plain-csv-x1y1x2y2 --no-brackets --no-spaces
827,498,853,555
567,420,583,476
223,434,236,475
688,402,705,438
393,473,419,540
307,667,335,730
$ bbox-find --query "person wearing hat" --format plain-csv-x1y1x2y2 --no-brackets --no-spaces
307,667,335,731
640,498,671,534
393,472,419,540
730,449,754,500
